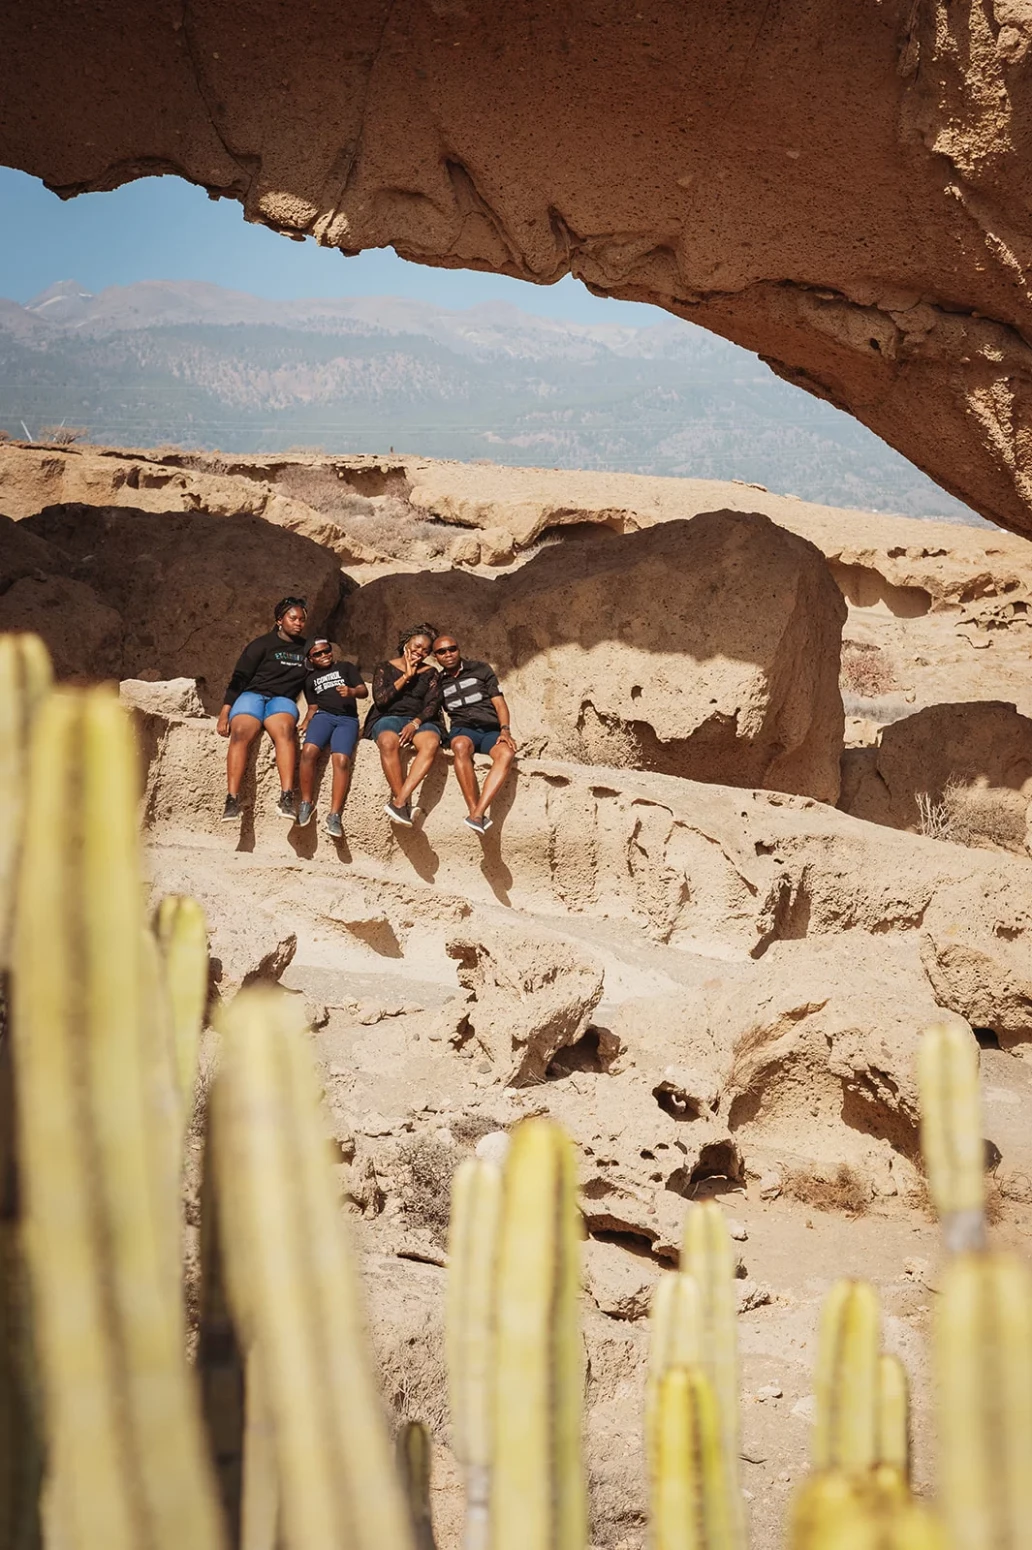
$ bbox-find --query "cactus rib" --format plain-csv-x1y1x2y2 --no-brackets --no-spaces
398,1421,438,1550
681,1203,744,1544
154,894,209,1133
876,1353,910,1481
812,1279,880,1473
918,1023,985,1254
446,1155,502,1550
646,1272,702,1487
653,1366,736,1550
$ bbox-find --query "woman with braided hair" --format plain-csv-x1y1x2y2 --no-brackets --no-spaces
362,622,443,826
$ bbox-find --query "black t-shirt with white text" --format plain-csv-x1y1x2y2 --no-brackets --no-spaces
224,629,309,704
439,659,503,731
304,661,364,716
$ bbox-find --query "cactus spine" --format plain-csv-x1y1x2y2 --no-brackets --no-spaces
154,893,209,1133
398,1421,438,1550
876,1353,910,1480
446,1155,503,1550
646,1272,701,1485
812,1279,880,1472
11,686,224,1550
680,1203,743,1542
652,1366,736,1550
490,1118,585,1550
936,1251,1032,1550
917,1022,985,1253
212,985,414,1550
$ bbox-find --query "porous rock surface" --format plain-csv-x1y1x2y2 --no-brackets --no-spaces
8,6,1032,534
347,511,847,802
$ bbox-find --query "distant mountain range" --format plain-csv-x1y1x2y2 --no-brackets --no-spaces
0,278,978,522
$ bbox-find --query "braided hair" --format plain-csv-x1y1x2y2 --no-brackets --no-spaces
397,622,438,654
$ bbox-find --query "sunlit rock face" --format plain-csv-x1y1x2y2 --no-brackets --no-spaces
4,1,1032,536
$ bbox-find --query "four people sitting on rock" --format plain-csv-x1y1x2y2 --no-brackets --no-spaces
219,606,516,841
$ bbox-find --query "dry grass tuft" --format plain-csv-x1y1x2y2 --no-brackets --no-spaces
781,1163,871,1216
840,642,900,698
39,424,87,446
395,1135,459,1246
449,1111,504,1146
917,779,1027,851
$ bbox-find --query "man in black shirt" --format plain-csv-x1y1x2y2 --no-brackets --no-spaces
217,596,309,821
432,633,516,835
297,641,368,838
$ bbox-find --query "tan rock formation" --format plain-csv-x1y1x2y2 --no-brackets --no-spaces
348,510,847,802
8,7,1032,533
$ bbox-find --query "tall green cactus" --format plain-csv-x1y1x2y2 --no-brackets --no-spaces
446,1155,503,1550
681,1203,743,1542
812,1280,880,1473
936,1251,1032,1550
0,632,52,968
917,1022,985,1253
11,685,225,1550
652,1366,735,1550
490,1118,585,1550
154,893,209,1135
876,1353,910,1481
646,1271,701,1486
212,985,414,1550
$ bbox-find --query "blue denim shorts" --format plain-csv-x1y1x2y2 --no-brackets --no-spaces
447,725,501,755
229,691,299,723
371,714,442,741
303,710,360,757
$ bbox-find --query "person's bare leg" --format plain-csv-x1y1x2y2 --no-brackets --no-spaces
265,712,299,793
328,752,353,814
377,731,405,803
471,743,516,821
226,714,262,797
449,737,480,815
299,742,320,803
397,731,441,805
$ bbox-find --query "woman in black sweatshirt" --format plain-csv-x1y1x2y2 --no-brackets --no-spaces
363,622,443,826
217,596,309,822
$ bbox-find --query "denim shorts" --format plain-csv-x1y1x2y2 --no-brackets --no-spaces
447,725,501,755
371,714,442,741
229,691,299,723
303,710,360,757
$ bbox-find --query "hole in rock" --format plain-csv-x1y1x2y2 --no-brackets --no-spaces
630,684,643,700
831,561,931,617
973,1026,1001,1050
666,1142,744,1198
547,1028,607,1079
590,1228,661,1260
653,1084,704,1120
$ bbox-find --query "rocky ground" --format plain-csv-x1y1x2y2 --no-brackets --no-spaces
5,440,1032,1548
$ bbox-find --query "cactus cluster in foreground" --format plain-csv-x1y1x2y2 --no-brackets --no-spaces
0,634,1021,1550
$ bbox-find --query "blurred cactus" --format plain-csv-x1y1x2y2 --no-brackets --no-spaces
398,1421,438,1550
154,893,209,1134
652,1366,735,1550
0,633,52,967
646,1272,701,1483
490,1118,585,1550
918,1022,985,1253
876,1354,910,1480
812,1279,880,1472
446,1155,502,1550
790,1470,943,1550
936,1252,1032,1550
11,686,224,1550
196,1118,245,1544
212,986,414,1550
681,1203,743,1542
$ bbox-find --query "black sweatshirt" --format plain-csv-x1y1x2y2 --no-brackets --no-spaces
223,630,309,704
303,661,364,716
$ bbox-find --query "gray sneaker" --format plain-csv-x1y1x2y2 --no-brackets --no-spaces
384,799,413,827
276,790,296,821
297,800,314,827
325,811,343,839
464,814,489,836
222,793,243,822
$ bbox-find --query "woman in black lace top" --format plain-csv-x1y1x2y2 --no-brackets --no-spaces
363,622,443,826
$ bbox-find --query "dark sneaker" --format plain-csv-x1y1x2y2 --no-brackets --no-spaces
297,800,314,827
222,794,243,822
464,815,489,836
276,791,296,821
384,800,413,827
325,811,343,840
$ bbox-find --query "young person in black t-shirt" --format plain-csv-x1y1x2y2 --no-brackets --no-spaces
362,622,443,826
297,640,368,838
432,632,516,836
217,596,309,822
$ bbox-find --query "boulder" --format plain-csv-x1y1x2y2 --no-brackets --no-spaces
20,503,345,709
347,510,847,802
443,927,604,1084
841,701,1032,851
0,573,123,680
119,677,206,718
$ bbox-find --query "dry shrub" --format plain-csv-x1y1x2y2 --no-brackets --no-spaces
39,424,86,446
395,1135,458,1246
840,642,900,698
781,1163,871,1216
449,1111,504,1145
917,779,1028,851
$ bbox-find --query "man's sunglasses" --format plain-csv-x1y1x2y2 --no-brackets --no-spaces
436,644,460,654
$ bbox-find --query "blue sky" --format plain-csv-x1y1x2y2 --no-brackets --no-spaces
0,166,665,323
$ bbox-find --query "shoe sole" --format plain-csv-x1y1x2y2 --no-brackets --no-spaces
297,815,313,827
325,826,343,839
384,802,413,827
464,818,487,836
221,811,243,822
277,808,297,821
